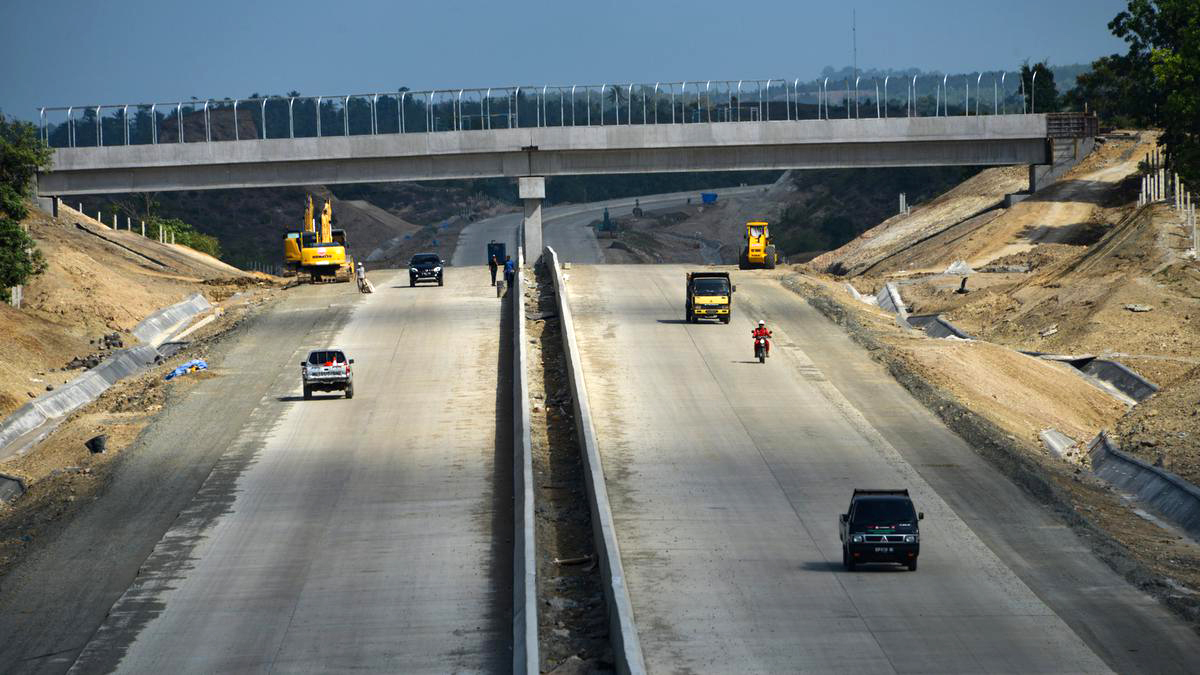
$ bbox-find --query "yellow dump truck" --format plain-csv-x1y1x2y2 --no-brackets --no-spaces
297,198,353,283
739,220,779,270
685,271,735,324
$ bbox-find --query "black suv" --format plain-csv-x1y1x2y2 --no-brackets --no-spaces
409,253,444,287
839,489,923,571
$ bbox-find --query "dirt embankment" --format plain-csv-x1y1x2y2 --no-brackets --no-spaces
813,131,1198,483
0,204,267,419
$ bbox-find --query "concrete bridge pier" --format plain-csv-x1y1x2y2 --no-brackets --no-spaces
519,177,544,265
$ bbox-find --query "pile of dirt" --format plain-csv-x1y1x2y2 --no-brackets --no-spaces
894,339,1127,444
1116,364,1200,486
0,202,261,419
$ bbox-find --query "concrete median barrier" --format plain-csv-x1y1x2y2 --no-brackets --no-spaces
545,247,645,675
511,248,538,674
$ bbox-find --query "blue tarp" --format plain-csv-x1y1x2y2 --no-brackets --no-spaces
164,359,208,380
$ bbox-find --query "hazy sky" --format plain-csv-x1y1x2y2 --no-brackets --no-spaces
2,0,1129,119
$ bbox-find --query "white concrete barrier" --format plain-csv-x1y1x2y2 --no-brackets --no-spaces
546,246,646,675
511,247,538,674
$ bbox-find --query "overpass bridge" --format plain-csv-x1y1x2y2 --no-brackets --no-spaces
35,78,1096,259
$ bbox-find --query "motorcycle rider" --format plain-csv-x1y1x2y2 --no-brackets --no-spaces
751,320,772,357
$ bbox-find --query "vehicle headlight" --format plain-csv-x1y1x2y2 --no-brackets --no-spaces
904,534,917,543
410,267,417,272
851,534,864,543
434,266,442,272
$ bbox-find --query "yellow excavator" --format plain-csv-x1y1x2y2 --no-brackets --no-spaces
280,197,311,276
738,220,779,270
291,196,353,283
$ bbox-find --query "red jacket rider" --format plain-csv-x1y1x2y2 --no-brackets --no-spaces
752,320,772,355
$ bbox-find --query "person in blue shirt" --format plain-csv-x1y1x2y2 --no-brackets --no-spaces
503,256,515,288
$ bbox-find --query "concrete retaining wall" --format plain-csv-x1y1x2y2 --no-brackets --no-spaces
546,247,646,675
0,345,159,463
875,282,907,318
1088,432,1200,541
511,248,538,674
1080,358,1158,402
132,293,211,346
0,292,212,468
906,314,975,340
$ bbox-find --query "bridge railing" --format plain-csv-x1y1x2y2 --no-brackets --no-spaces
39,73,1041,149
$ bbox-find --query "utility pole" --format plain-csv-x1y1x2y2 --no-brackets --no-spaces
852,9,857,83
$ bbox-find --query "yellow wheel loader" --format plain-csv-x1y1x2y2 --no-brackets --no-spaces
738,220,779,270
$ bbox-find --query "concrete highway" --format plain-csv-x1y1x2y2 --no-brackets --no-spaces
563,265,1200,673
64,270,512,673
452,186,766,267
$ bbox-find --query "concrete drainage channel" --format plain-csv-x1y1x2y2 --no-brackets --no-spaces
1087,432,1200,541
0,293,212,502
849,281,1159,404
509,247,644,674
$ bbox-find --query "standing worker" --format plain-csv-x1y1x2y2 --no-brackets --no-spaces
503,255,515,289
489,254,499,286
356,262,367,293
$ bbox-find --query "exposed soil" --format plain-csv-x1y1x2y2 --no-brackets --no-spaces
524,265,613,673
1117,364,1200,485
1,202,270,419
808,165,1029,276
817,129,1199,495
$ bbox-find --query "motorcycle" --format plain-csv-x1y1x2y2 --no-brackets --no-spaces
754,335,769,363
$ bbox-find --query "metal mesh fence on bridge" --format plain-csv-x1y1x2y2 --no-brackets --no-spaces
39,73,1044,149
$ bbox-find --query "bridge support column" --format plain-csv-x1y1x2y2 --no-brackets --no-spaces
519,176,545,265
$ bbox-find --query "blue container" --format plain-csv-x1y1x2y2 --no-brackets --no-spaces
700,192,718,204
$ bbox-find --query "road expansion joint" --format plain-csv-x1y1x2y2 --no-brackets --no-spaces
525,262,614,672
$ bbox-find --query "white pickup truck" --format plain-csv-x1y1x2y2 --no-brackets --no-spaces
301,348,355,399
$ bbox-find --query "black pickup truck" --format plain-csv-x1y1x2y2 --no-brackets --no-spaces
839,489,923,571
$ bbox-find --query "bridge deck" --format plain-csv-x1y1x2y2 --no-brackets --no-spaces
39,116,1051,195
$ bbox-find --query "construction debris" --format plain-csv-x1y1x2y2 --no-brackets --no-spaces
163,359,208,381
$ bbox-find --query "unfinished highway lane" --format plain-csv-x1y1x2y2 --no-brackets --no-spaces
68,269,512,673
451,186,767,267
564,265,1114,673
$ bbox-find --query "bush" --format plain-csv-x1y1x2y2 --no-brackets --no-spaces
150,217,222,258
